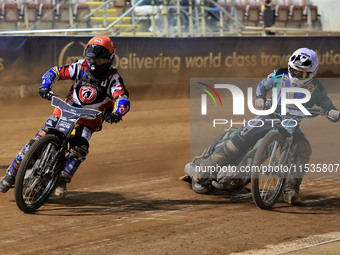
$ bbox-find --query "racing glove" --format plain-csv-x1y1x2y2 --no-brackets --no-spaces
255,98,265,109
328,109,340,121
39,86,51,99
105,112,122,124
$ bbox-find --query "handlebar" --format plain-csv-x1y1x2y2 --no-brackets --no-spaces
264,98,333,119
46,91,58,101
96,112,105,119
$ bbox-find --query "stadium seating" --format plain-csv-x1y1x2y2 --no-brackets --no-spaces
73,2,90,27
288,0,306,27
233,0,246,22
54,1,73,28
214,0,320,28
309,3,318,22
36,0,55,29
0,0,20,30
274,0,290,27
0,0,92,29
0,0,322,35
19,0,39,24
244,0,261,26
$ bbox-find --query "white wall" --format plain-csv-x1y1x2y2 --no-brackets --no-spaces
312,0,340,31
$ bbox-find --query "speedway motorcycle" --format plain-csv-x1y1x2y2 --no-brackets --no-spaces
184,102,332,210
14,92,103,213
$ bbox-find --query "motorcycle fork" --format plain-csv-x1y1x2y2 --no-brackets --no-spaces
45,137,68,177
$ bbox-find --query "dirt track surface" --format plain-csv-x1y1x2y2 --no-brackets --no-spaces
1,95,340,255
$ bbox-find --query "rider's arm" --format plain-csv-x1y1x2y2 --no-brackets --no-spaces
41,66,61,88
315,84,339,122
41,60,85,88
111,74,130,117
256,72,275,99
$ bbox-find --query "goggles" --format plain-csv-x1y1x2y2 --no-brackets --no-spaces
288,66,313,79
86,58,110,70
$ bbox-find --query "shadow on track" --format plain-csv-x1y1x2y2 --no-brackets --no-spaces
32,189,254,216
270,195,340,215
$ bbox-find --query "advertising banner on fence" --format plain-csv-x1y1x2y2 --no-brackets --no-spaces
0,36,340,91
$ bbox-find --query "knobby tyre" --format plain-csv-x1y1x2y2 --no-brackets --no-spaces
15,135,62,213
251,132,286,210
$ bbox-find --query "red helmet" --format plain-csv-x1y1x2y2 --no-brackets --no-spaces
83,35,115,80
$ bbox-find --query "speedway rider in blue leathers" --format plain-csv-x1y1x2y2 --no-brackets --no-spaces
190,48,340,205
0,36,130,197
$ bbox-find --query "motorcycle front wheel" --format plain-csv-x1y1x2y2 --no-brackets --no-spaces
15,135,62,213
251,132,287,210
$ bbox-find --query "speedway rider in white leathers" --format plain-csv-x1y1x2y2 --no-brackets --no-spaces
190,48,339,205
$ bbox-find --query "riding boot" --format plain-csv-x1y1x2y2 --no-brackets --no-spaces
283,176,304,205
283,141,312,205
54,156,82,198
193,145,231,185
0,139,36,193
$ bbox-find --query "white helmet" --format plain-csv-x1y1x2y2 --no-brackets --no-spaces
288,48,319,87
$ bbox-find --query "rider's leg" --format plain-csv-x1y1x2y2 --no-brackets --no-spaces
54,126,91,197
213,116,274,185
193,139,242,184
191,131,249,194
283,137,312,205
193,115,274,192
0,115,58,193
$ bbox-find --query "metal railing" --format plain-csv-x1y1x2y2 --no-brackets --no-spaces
0,0,147,35
70,0,113,28
0,0,339,36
